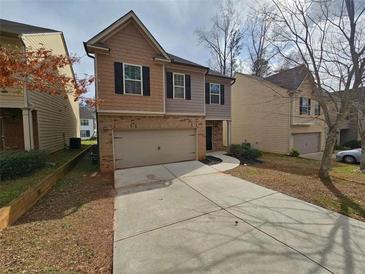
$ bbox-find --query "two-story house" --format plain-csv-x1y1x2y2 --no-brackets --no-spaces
230,65,326,155
84,11,234,172
0,19,79,152
79,104,96,140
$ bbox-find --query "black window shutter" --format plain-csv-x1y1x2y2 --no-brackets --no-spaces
220,84,225,105
142,66,150,96
205,83,210,104
308,98,311,114
166,72,173,98
114,62,123,94
185,75,191,100
299,97,303,114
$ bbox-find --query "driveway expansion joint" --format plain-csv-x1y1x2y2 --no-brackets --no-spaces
165,167,335,274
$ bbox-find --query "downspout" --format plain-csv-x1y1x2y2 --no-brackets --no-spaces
83,42,100,164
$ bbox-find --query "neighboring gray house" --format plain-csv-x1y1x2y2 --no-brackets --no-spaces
79,105,96,140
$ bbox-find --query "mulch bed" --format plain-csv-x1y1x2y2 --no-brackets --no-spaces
0,153,115,273
225,153,263,165
200,155,223,166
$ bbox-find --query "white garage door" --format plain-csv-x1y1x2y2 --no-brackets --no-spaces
114,129,196,169
293,133,320,154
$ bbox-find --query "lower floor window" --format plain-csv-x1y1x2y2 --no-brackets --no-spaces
81,130,90,138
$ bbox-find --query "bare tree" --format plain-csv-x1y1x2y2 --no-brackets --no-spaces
356,93,365,172
245,5,276,77
269,0,365,181
196,0,243,77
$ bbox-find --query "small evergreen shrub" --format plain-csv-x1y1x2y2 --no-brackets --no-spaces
0,150,47,181
229,144,243,156
342,140,361,149
289,149,300,157
229,143,262,161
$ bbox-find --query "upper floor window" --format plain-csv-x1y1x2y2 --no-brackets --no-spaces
314,101,321,115
173,73,185,99
210,83,220,104
299,96,311,115
124,64,142,95
81,119,89,126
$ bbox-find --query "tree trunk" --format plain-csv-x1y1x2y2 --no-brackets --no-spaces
319,128,338,181
360,128,365,173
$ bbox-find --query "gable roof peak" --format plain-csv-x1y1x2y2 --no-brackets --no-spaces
85,10,170,60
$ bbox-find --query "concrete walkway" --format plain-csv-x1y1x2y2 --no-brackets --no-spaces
113,158,365,274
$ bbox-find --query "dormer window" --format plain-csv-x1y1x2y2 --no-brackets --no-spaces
299,96,311,115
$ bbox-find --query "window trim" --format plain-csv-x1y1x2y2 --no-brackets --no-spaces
80,119,89,126
300,96,311,115
172,72,185,99
123,63,143,96
209,83,220,104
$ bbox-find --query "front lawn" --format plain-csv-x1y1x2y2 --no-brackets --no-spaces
0,145,89,208
0,153,114,273
226,153,365,221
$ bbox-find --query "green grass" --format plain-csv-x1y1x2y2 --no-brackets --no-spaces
0,145,90,208
81,139,97,146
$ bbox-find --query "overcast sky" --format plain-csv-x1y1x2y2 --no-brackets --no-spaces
1,0,239,96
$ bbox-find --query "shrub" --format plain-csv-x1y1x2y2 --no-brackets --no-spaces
289,149,300,157
0,150,47,181
342,140,361,149
229,144,243,156
229,143,262,161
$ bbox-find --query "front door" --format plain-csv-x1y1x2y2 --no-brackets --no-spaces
206,126,213,150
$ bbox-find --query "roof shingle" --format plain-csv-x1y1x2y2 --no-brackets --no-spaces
265,65,308,90
0,19,59,35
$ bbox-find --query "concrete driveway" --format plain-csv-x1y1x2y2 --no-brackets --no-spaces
113,160,365,274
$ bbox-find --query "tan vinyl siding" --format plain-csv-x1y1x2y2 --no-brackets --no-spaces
205,76,231,120
96,20,164,112
0,36,26,108
231,74,291,154
231,73,326,154
22,33,79,152
289,76,326,151
165,64,205,114
28,92,78,152
0,93,25,108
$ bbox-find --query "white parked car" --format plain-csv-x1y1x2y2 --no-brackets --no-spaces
336,148,362,164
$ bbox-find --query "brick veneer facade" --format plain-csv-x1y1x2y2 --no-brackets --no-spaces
206,120,224,151
98,114,206,173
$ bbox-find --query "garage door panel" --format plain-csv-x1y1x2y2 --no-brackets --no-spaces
114,129,196,169
293,133,320,154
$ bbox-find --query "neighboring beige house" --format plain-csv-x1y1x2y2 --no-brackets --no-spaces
84,10,234,172
331,89,362,146
0,19,79,152
230,65,326,155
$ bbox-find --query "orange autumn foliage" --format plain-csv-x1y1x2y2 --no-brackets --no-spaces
0,46,95,105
